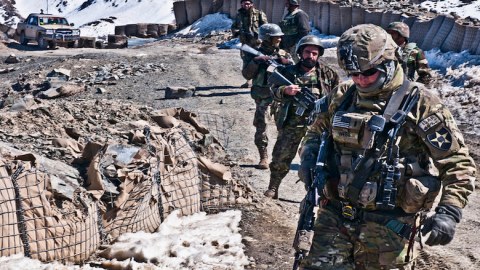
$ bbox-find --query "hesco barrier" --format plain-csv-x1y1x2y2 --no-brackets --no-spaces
0,107,253,263
171,0,480,55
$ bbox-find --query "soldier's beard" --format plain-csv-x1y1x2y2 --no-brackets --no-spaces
301,58,316,69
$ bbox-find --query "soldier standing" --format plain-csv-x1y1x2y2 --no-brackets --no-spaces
242,24,293,169
231,0,268,88
279,0,311,62
297,24,476,269
386,21,434,85
265,35,339,198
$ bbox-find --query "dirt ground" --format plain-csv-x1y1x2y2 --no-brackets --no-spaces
1,36,480,270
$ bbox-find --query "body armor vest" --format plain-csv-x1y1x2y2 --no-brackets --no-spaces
329,84,440,212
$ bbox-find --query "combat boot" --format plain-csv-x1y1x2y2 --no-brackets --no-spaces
264,179,280,199
257,148,269,170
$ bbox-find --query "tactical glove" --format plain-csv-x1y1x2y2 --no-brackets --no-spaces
421,205,462,246
298,145,318,190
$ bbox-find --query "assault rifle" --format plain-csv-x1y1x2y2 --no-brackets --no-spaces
241,44,315,116
267,67,316,116
240,44,285,69
292,131,330,270
377,88,420,210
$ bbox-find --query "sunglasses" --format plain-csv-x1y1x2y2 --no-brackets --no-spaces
351,68,379,77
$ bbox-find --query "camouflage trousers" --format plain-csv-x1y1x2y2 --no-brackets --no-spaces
268,124,307,189
253,98,272,150
300,206,417,270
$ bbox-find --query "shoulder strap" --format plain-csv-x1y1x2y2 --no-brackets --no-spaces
382,78,410,122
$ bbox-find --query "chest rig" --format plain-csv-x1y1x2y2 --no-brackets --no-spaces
279,9,300,35
330,79,420,211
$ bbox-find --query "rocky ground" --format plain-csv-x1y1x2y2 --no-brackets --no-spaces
0,35,479,270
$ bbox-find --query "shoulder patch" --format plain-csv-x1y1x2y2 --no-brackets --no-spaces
419,114,441,132
427,127,452,151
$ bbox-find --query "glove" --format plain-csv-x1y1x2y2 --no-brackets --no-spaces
298,145,318,190
421,205,462,246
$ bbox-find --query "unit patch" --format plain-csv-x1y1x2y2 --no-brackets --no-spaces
419,114,441,132
427,127,452,151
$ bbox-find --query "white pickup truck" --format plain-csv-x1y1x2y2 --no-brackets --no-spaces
16,13,80,49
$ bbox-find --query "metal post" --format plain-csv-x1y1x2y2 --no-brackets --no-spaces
46,0,49,14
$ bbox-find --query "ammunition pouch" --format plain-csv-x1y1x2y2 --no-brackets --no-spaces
397,175,441,213
332,111,375,149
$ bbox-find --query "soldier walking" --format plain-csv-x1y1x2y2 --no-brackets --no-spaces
297,24,476,269
279,0,311,62
242,24,293,169
265,35,339,199
386,21,434,85
231,0,268,88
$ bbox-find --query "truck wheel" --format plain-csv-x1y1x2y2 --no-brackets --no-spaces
37,35,48,49
67,40,78,48
20,32,29,45
48,41,57,49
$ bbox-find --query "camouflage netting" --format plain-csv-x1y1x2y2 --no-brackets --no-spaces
0,99,253,263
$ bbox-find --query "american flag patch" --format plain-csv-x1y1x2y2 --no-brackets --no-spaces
333,111,351,128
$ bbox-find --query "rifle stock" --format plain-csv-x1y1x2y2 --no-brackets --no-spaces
293,132,330,269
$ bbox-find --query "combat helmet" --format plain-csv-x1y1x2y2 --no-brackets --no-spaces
386,21,410,39
258,23,284,41
337,24,397,74
295,35,324,56
288,0,300,5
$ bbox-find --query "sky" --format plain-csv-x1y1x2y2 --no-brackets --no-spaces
1,0,480,268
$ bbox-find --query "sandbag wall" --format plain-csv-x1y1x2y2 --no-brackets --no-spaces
114,23,177,38
0,104,253,263
173,0,480,55
0,158,101,263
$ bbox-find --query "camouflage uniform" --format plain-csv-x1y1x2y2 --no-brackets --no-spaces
397,43,433,84
242,41,291,158
231,6,268,65
268,61,339,195
299,24,476,269
279,7,310,58
387,22,433,84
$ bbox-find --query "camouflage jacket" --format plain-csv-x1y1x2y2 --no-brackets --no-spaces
279,9,310,50
397,43,433,85
273,62,339,128
231,7,268,47
242,43,292,100
302,65,475,212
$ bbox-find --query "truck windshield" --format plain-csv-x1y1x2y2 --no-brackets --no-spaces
39,17,69,25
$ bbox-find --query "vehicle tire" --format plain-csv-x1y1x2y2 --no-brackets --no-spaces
37,35,48,49
48,41,57,49
20,32,29,45
67,40,78,48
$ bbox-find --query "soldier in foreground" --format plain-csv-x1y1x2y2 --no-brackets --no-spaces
265,35,339,198
242,24,293,169
297,24,476,269
231,0,268,88
386,21,434,85
279,0,311,62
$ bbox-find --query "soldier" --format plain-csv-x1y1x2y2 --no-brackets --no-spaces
386,21,434,85
265,35,339,198
231,0,268,88
242,24,293,169
279,0,311,62
298,24,476,269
